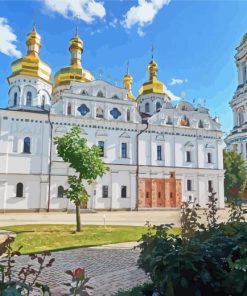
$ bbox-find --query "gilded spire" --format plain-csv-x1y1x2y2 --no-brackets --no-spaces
148,45,157,80
123,61,136,102
54,29,94,87
69,27,83,67
138,47,169,98
26,23,41,56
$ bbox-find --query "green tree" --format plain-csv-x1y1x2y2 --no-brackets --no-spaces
224,150,247,199
54,127,108,232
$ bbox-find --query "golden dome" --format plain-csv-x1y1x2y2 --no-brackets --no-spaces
54,30,94,87
139,57,167,97
123,64,136,101
8,25,52,84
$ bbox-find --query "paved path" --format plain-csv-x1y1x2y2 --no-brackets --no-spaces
0,209,234,227
11,242,149,296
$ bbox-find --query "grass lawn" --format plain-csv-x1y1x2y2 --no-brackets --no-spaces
1,224,180,254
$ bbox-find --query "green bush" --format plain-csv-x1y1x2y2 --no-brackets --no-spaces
138,194,247,296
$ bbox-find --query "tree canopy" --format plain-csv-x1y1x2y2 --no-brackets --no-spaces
54,126,107,182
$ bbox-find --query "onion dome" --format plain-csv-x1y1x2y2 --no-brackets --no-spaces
139,48,170,99
8,25,52,84
54,29,94,87
123,63,136,101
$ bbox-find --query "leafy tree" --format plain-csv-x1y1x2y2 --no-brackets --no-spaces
54,127,108,232
223,150,247,199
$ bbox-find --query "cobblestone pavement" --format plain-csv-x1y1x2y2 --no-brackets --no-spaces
13,243,149,296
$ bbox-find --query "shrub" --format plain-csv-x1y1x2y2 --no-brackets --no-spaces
0,236,54,295
138,193,247,296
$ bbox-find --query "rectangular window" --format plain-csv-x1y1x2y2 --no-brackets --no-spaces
208,180,213,192
207,152,212,163
187,180,192,191
186,151,191,162
102,185,108,198
121,186,127,198
98,141,104,157
121,143,127,159
157,145,162,160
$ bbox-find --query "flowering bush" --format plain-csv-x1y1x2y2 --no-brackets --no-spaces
64,267,93,295
0,236,54,295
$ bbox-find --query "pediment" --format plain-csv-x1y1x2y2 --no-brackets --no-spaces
95,130,108,137
120,132,130,138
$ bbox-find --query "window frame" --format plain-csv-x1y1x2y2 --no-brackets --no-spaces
208,180,213,192
207,152,212,163
23,137,31,154
26,91,32,106
102,185,108,198
157,145,162,161
121,142,128,159
67,103,72,115
57,186,64,198
16,183,24,198
121,185,127,198
187,179,192,191
14,92,17,106
186,150,191,162
127,109,131,121
145,102,150,113
98,141,105,157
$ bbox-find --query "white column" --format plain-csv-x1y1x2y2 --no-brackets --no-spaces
111,172,118,209
130,172,136,210
40,180,48,209
217,175,225,208
0,180,7,211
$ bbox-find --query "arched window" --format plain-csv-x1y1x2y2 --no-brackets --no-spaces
67,103,72,115
57,186,64,198
16,183,23,197
26,91,32,106
145,102,150,113
127,109,131,121
41,95,45,109
23,137,31,153
198,120,204,128
97,90,104,97
14,92,17,106
156,101,162,111
96,107,104,119
182,105,187,111
112,94,120,99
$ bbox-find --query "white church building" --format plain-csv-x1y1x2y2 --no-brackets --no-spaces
0,26,225,211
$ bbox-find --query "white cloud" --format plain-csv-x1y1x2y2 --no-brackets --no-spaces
123,0,170,36
169,78,188,86
166,89,181,101
0,17,21,58
43,0,106,23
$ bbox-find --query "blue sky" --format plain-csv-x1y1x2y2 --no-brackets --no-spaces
0,0,247,134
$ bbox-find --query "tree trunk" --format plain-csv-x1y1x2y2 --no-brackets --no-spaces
75,203,81,232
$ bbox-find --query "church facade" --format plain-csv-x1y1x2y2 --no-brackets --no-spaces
0,26,225,211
